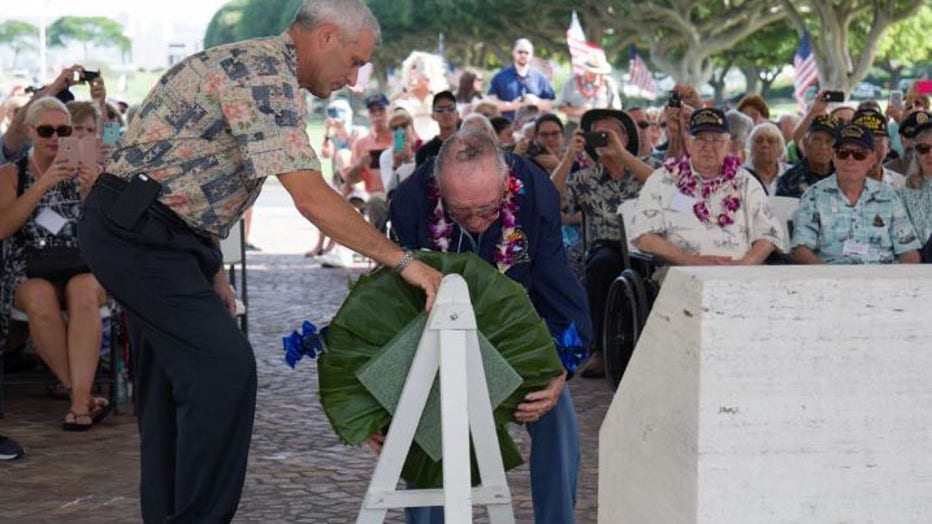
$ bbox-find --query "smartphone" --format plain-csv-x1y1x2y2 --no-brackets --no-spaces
823,91,845,103
525,141,545,157
393,128,405,153
667,90,682,108
916,80,932,95
889,90,904,110
78,136,99,167
102,122,121,145
583,131,609,148
368,149,383,170
57,136,80,169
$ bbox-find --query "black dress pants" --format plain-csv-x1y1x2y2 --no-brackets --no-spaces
79,176,257,523
585,241,624,353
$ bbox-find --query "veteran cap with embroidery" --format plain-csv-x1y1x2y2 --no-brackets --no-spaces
689,107,729,135
834,123,874,151
900,110,932,139
808,114,840,136
851,108,887,137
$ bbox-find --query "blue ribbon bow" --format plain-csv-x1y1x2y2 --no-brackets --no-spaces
282,320,325,369
554,321,587,373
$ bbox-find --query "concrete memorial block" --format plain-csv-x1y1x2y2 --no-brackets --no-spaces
599,266,932,524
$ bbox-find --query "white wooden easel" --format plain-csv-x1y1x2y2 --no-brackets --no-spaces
357,274,515,524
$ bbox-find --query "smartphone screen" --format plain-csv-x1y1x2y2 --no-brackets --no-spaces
889,90,904,109
393,128,405,153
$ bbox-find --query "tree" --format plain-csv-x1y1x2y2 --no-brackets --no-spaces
605,0,786,86
724,19,798,98
0,20,38,69
780,0,923,93
47,16,131,62
874,4,932,89
204,0,248,49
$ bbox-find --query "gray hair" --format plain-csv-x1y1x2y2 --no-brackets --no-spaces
725,109,754,150
459,113,497,142
513,38,533,53
433,128,508,190
292,0,381,44
24,96,70,127
748,122,786,164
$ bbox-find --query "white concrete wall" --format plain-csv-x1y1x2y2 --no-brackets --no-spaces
599,266,932,524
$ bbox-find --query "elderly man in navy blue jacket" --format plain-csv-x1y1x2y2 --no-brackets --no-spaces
390,125,591,524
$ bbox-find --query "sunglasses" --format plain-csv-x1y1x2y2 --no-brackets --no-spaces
35,125,72,138
433,104,456,113
915,143,932,155
637,121,666,129
835,148,870,161
390,124,407,131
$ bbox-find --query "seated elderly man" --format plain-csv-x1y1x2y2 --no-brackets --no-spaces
851,108,906,189
557,108,652,379
631,108,785,266
776,115,839,198
791,123,921,264
390,126,591,524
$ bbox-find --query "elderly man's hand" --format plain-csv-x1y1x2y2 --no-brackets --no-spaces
811,89,830,115
366,432,385,455
213,271,237,316
514,369,566,423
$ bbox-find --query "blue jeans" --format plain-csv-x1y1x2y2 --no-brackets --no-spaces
406,385,580,524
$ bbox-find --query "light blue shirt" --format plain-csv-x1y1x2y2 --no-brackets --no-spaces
792,175,920,263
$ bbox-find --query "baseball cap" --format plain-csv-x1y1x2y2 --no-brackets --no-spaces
834,123,874,151
364,94,389,109
808,114,840,136
899,110,932,139
689,107,729,135
851,108,887,137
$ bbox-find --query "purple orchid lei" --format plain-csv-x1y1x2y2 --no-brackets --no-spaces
664,154,742,227
427,171,524,273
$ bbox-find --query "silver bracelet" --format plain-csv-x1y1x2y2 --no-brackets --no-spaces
392,249,416,274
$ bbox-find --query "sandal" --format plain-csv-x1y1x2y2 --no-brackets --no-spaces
89,397,112,425
62,411,93,432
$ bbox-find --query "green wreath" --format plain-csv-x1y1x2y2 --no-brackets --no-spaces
318,251,564,488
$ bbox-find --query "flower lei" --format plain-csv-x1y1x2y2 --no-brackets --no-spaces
664,154,742,228
427,172,524,273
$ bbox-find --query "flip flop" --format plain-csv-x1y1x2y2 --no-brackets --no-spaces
62,411,93,432
89,398,112,425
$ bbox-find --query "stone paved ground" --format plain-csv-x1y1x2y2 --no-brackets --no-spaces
0,199,615,523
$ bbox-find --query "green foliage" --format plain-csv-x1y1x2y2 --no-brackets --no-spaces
47,16,130,54
319,251,563,488
204,0,248,49
0,20,38,50
205,0,303,48
876,5,932,67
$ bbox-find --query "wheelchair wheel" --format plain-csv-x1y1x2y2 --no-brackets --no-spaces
603,270,642,390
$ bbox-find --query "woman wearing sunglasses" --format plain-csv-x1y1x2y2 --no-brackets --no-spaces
0,96,110,430
790,123,922,264
897,118,932,262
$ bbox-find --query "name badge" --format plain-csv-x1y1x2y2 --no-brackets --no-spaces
842,239,869,258
670,192,697,215
36,208,68,235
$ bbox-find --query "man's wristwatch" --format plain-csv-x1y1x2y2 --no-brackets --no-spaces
392,249,416,274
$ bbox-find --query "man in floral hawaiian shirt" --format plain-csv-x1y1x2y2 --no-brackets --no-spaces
631,107,785,265
390,127,591,524
790,123,921,264
563,108,654,378
77,1,442,521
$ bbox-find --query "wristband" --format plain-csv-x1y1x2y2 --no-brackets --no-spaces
392,249,416,274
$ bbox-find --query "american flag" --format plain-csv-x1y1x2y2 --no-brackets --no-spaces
566,10,606,76
628,45,656,98
794,31,818,110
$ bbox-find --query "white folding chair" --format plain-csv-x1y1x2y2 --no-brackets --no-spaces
219,219,248,334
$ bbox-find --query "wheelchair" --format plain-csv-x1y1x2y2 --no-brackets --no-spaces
600,196,799,390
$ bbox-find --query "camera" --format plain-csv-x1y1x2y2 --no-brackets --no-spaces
667,90,682,108
583,131,609,148
525,141,545,157
72,69,100,84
